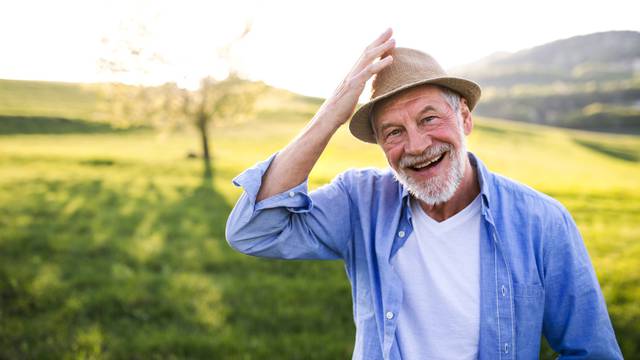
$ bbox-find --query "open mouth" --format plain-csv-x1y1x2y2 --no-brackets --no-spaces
407,152,446,172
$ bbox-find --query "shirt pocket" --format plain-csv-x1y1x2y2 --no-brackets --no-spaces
513,283,545,356
513,283,544,298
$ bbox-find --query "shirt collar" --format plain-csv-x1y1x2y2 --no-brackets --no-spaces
468,152,493,209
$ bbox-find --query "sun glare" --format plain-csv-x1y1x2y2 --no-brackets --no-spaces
0,0,638,97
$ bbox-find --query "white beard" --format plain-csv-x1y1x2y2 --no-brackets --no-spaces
392,131,467,206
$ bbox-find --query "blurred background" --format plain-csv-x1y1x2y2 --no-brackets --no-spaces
0,0,638,358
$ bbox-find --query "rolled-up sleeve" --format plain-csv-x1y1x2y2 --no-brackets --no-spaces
225,154,353,260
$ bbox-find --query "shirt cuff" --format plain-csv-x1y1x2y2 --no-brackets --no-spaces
231,153,313,214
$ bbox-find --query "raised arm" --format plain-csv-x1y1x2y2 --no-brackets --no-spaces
256,29,395,201
226,30,395,260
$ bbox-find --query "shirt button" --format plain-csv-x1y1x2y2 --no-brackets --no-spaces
385,311,394,320
288,191,295,198
504,342,509,353
398,231,405,238
501,285,507,297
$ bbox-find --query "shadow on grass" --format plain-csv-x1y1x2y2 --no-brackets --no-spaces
573,137,639,162
0,171,353,359
0,115,147,135
0,176,233,358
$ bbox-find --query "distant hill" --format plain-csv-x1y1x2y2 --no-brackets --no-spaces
0,78,323,134
0,79,103,121
454,31,640,133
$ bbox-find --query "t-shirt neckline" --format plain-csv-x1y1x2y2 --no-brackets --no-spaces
411,194,482,234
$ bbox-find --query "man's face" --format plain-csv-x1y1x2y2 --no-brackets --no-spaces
373,85,472,205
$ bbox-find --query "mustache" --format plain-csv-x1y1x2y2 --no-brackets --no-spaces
399,143,452,168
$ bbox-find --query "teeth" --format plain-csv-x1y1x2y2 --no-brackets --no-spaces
413,154,443,169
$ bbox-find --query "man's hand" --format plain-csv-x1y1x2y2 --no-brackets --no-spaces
319,28,396,127
255,29,395,202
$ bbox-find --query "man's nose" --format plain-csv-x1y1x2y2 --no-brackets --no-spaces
404,128,431,155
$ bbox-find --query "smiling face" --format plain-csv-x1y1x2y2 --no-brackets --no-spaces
372,84,473,205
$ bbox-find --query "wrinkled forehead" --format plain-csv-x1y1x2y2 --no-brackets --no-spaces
371,84,450,125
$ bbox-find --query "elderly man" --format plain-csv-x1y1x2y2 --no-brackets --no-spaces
225,29,622,359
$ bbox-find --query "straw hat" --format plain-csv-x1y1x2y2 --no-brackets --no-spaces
349,47,481,143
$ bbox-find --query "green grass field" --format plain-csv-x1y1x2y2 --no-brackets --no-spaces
1,79,639,358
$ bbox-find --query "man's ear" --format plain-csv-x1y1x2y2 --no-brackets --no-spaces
460,98,473,135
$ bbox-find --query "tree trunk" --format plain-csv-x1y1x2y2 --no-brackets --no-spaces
198,113,212,178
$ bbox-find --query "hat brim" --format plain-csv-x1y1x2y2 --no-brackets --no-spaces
349,77,481,144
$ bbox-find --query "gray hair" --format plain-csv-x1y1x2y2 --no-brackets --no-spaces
370,85,462,142
439,87,461,114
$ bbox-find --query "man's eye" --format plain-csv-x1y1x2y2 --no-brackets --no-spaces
387,129,401,138
421,116,436,124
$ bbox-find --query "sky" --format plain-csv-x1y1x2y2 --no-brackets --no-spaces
1,0,639,98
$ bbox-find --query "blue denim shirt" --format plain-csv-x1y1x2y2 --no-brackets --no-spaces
226,152,622,359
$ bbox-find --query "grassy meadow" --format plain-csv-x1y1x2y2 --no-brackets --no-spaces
0,79,639,358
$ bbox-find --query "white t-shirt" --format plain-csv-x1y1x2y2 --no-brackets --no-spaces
392,195,482,360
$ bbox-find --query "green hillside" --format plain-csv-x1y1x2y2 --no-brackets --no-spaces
457,31,640,86
0,80,639,358
0,79,104,121
455,31,640,132
0,78,323,135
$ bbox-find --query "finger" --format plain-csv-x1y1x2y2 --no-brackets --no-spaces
366,28,393,50
367,38,396,62
354,55,394,83
352,38,395,75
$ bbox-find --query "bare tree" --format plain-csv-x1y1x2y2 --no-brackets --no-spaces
98,19,261,177
178,74,261,176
